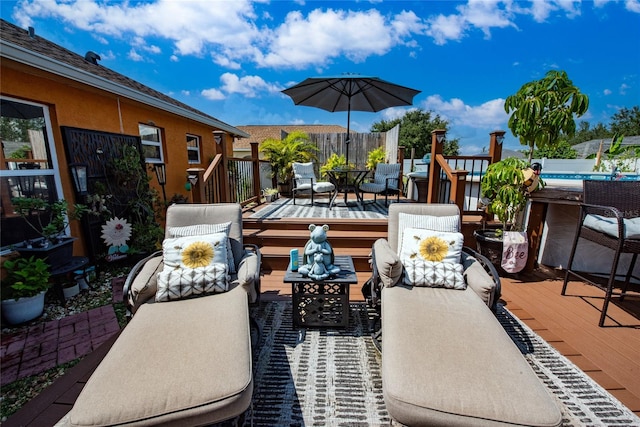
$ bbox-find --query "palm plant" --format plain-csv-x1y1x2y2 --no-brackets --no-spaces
259,131,319,184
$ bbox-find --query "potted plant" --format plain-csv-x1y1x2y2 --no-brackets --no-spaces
263,188,279,203
365,146,386,171
259,131,319,196
474,157,544,267
11,197,87,269
320,153,355,186
1,255,51,325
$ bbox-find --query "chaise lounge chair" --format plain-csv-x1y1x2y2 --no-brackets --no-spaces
369,203,562,427
60,203,260,426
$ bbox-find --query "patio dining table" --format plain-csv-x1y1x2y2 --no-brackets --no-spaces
325,169,369,209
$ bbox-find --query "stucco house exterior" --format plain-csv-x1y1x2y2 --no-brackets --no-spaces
0,19,248,258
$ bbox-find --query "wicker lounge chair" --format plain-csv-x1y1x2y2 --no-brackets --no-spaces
368,203,562,426
61,203,260,426
562,180,640,326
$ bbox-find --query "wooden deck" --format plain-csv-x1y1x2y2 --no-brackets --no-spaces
5,267,639,425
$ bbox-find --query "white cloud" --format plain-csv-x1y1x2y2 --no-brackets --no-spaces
201,88,225,101
426,13,468,45
200,73,283,101
620,83,630,94
604,88,612,95
128,49,143,62
100,50,116,61
422,95,508,129
218,73,282,97
261,8,399,68
13,0,262,58
626,0,640,13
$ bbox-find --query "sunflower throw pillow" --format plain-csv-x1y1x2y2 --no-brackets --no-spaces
399,228,466,289
156,233,230,302
168,222,236,273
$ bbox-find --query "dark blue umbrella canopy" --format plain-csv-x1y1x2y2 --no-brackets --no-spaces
282,75,421,164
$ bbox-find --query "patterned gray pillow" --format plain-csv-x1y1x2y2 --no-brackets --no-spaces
156,234,230,302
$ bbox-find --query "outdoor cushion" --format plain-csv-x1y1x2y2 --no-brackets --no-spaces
67,286,253,427
372,238,403,288
382,284,562,427
583,214,640,239
168,222,236,273
461,251,497,307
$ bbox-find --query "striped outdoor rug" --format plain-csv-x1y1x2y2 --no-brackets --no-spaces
247,301,640,427
249,197,388,219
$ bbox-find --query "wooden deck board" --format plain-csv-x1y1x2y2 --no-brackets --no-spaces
500,274,640,415
5,269,640,424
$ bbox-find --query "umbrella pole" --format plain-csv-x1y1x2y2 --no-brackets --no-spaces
345,101,351,166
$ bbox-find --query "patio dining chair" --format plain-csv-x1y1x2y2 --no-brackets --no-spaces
562,180,640,326
292,161,336,207
358,162,401,208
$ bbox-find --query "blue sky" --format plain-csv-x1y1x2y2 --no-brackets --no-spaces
2,0,639,154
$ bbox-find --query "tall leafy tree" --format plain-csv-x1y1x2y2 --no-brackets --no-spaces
568,121,612,145
371,109,458,158
609,106,640,137
533,139,577,159
504,70,589,161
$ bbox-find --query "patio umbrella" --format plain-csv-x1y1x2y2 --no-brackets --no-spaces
282,75,421,165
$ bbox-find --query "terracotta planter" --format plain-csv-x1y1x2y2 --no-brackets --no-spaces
1,290,46,325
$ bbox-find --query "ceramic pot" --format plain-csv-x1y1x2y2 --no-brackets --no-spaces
63,282,80,299
1,291,46,325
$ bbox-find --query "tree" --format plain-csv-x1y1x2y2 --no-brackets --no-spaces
504,70,589,161
533,139,577,159
610,106,640,137
370,109,459,158
568,121,612,145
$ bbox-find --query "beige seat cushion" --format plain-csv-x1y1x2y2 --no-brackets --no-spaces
68,286,252,426
382,285,562,427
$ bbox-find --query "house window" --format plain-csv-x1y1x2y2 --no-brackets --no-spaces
0,96,64,246
139,124,164,163
186,134,201,164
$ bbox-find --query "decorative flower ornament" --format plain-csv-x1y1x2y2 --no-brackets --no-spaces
101,217,132,247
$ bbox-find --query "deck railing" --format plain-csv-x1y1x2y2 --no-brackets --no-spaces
428,130,504,216
189,131,505,212
190,142,272,207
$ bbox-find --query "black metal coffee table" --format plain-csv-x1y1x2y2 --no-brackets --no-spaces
284,255,357,328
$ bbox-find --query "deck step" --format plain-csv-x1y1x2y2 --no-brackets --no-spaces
258,246,372,272
243,211,494,274
244,228,385,249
